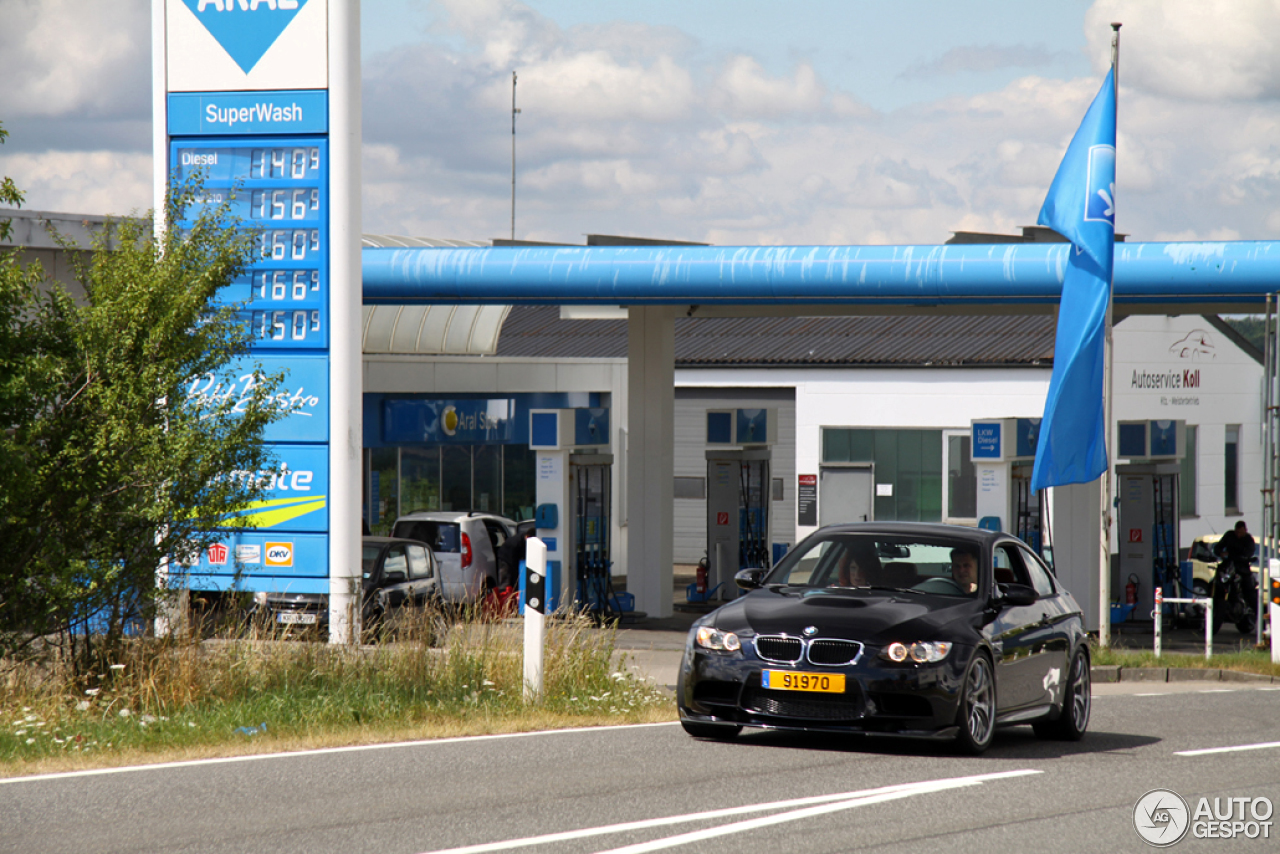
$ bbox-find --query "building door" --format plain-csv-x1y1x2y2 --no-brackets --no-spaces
819,466,874,526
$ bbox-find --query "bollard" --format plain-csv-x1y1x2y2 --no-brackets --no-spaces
523,537,548,701
1153,587,1163,658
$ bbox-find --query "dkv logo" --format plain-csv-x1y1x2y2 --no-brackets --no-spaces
264,542,295,568
181,0,309,75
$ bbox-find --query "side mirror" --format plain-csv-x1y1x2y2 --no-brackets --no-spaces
735,568,766,590
996,583,1038,607
383,569,407,585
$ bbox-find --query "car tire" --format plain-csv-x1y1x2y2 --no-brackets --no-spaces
680,720,742,740
953,653,996,755
1033,648,1090,741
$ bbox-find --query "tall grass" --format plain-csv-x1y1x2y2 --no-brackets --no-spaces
1090,643,1280,678
0,608,672,775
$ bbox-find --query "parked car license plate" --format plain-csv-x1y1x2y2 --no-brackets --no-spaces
277,612,318,625
761,670,845,693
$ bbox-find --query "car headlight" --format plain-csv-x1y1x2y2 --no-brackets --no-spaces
253,591,268,607
695,626,741,652
881,641,952,663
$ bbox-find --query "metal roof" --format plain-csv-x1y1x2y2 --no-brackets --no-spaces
360,235,509,354
494,306,1056,366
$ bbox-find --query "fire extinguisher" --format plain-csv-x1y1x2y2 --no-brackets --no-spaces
696,556,709,595
1125,574,1139,606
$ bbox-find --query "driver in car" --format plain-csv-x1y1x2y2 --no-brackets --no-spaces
950,546,980,594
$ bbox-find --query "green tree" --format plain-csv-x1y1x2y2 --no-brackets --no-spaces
0,120,25,240
0,176,288,667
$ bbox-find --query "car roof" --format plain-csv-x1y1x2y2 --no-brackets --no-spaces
363,536,431,547
810,521,1004,548
394,511,512,522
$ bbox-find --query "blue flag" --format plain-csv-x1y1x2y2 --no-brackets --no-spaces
1031,68,1116,493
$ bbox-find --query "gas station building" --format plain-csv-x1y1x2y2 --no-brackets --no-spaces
4,212,1267,634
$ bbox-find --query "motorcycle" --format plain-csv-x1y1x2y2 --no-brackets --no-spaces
1211,558,1256,637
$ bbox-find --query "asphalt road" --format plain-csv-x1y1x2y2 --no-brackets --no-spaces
3,681,1279,854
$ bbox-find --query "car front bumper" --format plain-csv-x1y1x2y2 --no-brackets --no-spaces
677,644,972,738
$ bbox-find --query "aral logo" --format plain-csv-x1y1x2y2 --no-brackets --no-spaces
264,542,294,567
207,543,229,566
1085,144,1116,226
181,0,309,75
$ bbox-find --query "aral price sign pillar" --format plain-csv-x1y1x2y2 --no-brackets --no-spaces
154,0,362,642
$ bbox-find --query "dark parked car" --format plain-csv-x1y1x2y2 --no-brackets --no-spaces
677,522,1091,754
260,537,439,630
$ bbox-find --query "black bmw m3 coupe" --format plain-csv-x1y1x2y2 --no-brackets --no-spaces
677,523,1091,754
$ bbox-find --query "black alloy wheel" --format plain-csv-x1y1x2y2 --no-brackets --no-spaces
954,653,996,755
1034,648,1090,741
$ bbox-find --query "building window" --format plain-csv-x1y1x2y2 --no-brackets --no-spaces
503,445,536,521
1180,425,1197,517
401,446,441,515
674,476,706,500
822,428,942,522
947,434,977,519
1225,424,1240,514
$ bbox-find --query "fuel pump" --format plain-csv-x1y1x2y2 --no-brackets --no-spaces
971,418,1047,557
570,452,618,616
529,408,611,614
1115,420,1186,620
705,409,776,602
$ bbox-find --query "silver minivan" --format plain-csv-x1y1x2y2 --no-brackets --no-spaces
391,511,516,603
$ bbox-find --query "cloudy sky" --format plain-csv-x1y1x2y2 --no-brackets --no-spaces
2,0,1278,245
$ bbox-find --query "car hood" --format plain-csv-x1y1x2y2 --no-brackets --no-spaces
709,587,982,646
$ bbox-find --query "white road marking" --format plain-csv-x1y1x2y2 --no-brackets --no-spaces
0,721,680,785
1176,740,1280,757
416,769,1042,854
1134,693,1165,697
1198,689,1236,693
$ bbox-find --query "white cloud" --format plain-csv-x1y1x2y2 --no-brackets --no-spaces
1,151,152,217
1086,0,1280,100
5,0,1280,248
0,0,150,119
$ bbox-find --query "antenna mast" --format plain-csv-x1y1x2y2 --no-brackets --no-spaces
511,71,521,241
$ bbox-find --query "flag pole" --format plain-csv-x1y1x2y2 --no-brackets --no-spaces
1099,22,1121,648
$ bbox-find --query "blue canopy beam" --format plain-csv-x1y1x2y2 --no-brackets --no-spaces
361,241,1280,307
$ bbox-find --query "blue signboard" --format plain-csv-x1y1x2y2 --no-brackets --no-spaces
170,109,330,593
174,532,329,585
218,443,329,533
174,136,329,350
1150,420,1178,456
168,91,328,136
383,398,517,445
972,422,1002,459
1014,418,1041,459
186,354,329,443
574,408,610,446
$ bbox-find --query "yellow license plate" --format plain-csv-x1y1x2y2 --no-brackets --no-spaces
761,670,845,693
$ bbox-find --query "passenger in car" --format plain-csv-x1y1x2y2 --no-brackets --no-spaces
834,541,882,587
950,546,980,594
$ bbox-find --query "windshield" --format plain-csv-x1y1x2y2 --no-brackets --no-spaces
392,520,459,552
766,533,982,597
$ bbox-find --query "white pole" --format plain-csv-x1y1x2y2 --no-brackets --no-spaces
1153,585,1162,658
523,536,547,701
1205,597,1213,660
1098,22,1122,647
328,0,364,644
1271,602,1279,664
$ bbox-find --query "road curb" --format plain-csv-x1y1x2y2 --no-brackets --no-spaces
1091,665,1277,683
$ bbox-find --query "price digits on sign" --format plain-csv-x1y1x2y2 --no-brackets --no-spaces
250,146,321,180
171,137,328,348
